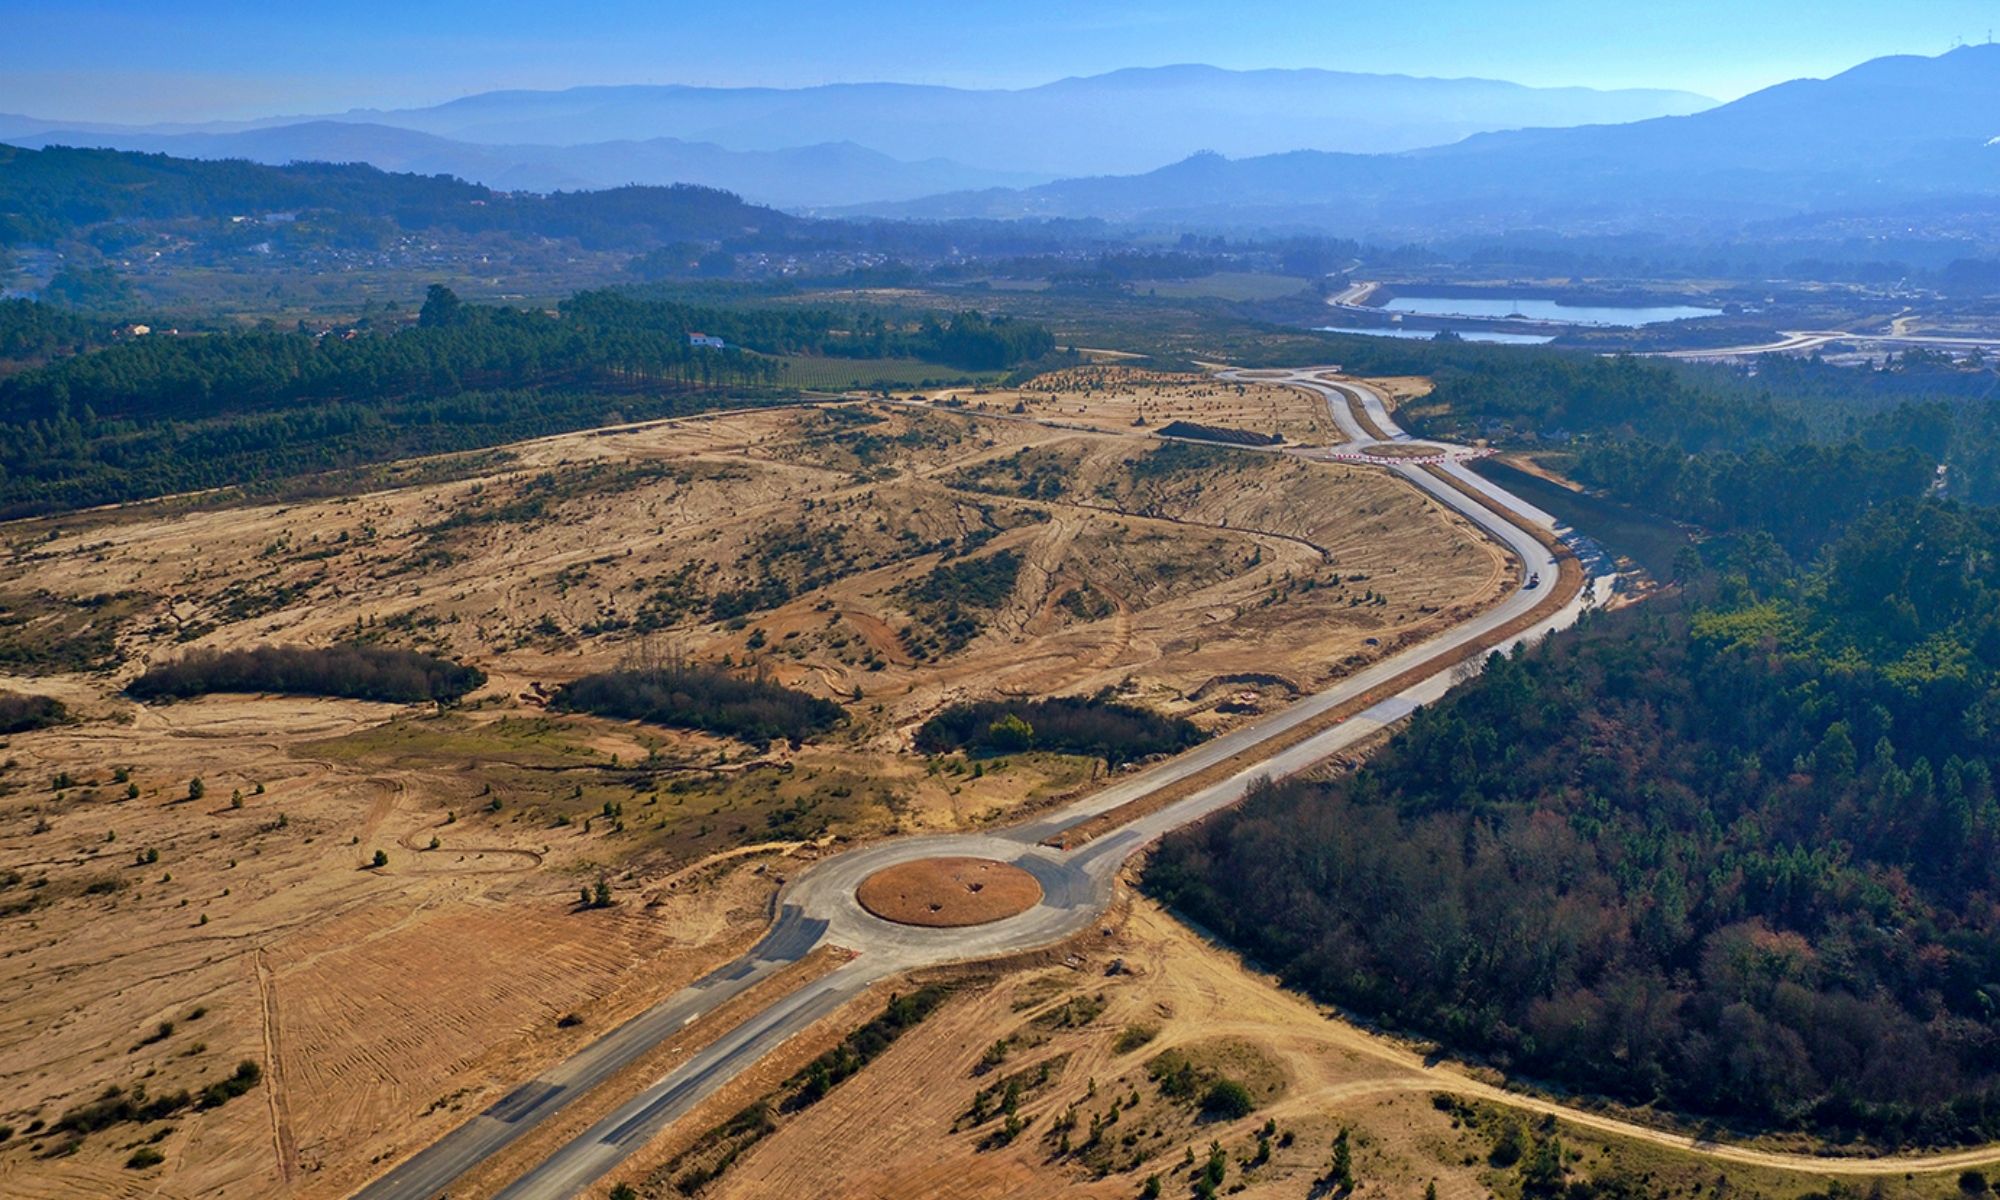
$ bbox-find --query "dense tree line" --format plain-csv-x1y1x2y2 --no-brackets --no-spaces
0,289,1052,515
552,661,843,747
1339,336,2000,511
564,290,1054,369
0,143,1130,265
1147,499,2000,1145
0,297,96,362
0,383,779,517
916,695,1203,766
1572,439,1935,553
0,144,800,250
128,644,485,704
2,286,783,426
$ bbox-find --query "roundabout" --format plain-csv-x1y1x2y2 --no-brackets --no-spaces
361,367,1613,1200
855,856,1043,927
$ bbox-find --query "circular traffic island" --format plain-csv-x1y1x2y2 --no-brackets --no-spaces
856,856,1042,928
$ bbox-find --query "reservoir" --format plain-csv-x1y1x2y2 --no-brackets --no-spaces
1378,295,1722,327
1317,325,1555,346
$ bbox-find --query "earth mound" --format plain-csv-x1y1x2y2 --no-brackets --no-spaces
856,856,1042,927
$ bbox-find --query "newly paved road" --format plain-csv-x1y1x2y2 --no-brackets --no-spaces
350,369,1609,1200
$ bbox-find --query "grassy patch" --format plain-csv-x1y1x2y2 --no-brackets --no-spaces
301,713,897,855
1146,1039,1288,1117
1135,273,1310,302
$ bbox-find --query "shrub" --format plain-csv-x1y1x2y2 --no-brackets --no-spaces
915,695,1202,765
553,660,841,746
125,1146,164,1169
197,1061,262,1109
1156,420,1282,447
57,1086,188,1134
129,644,484,704
1113,1024,1159,1054
785,986,950,1111
1200,1078,1256,1121
897,549,1024,656
0,690,66,733
986,713,1034,753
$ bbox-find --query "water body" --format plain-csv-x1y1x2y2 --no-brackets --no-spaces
1379,295,1722,327
1317,325,1555,346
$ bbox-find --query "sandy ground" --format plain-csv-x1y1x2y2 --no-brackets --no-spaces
657,897,1978,1200
950,366,1339,443
855,857,1042,927
0,384,1503,1196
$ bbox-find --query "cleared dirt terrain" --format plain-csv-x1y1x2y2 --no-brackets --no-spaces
957,366,1340,442
855,857,1042,927
0,368,1504,1196
642,898,1978,1200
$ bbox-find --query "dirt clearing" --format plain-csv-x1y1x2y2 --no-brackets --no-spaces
0,386,1503,1195
856,857,1042,927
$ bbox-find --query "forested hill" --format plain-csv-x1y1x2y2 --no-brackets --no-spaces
1133,315,2000,1152
1303,330,1997,535
0,143,800,249
1147,492,2000,1147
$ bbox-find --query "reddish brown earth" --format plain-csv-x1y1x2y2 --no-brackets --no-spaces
855,857,1043,927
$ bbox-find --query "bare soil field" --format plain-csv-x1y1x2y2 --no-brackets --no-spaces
0,387,1503,1195
659,898,1975,1200
855,857,1042,927
951,366,1339,444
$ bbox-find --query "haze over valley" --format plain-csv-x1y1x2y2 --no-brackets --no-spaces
5,7,2000,1200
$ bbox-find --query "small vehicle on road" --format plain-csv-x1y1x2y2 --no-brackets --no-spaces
1526,572,1541,589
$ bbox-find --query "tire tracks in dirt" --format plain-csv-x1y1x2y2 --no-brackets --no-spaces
254,947,300,1185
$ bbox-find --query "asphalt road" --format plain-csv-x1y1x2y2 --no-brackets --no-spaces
350,369,1608,1200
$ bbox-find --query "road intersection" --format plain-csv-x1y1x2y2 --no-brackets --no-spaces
353,369,1608,1200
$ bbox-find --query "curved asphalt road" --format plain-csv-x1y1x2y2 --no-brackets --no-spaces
352,370,1610,1200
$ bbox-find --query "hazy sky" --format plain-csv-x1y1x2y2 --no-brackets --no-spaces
3,0,1995,124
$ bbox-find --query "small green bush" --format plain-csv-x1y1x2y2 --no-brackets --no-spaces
1200,1078,1256,1121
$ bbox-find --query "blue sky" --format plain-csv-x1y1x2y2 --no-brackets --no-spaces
3,0,1995,123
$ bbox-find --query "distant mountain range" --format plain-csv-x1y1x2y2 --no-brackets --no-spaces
6,50,1991,242
0,121,1039,209
858,46,2000,236
0,65,1711,208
